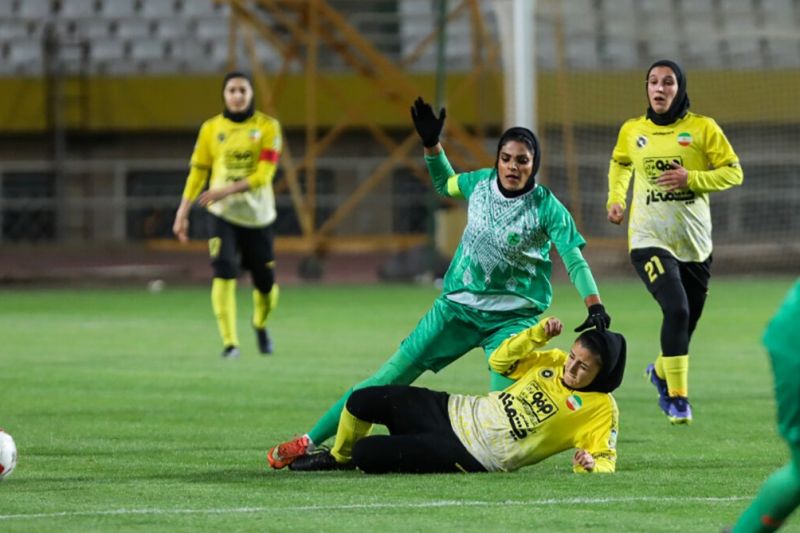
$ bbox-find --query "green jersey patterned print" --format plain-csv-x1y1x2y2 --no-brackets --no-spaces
426,151,586,313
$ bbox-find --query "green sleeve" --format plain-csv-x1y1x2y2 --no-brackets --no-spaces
560,246,599,300
424,149,458,197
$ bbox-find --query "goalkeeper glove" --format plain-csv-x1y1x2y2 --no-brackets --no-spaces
410,96,446,148
574,303,611,332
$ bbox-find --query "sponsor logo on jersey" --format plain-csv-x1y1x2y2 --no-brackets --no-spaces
540,369,554,379
646,189,696,205
677,132,692,146
249,129,261,141
224,150,255,171
636,135,648,148
566,394,583,411
643,156,683,181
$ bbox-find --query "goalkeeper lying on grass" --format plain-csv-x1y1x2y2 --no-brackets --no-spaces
288,318,626,474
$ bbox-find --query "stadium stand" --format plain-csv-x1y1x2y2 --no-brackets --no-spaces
0,0,797,278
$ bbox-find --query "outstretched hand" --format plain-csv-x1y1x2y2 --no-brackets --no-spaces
410,96,446,148
574,303,611,332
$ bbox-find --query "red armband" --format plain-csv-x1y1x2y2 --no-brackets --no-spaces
260,149,280,163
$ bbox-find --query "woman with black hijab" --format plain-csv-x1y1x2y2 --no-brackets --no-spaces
606,60,743,425
268,97,611,469
173,72,282,359
290,317,626,474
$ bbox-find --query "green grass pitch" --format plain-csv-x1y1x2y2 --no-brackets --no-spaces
0,278,796,532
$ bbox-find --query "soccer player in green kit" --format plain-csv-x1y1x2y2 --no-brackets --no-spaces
268,97,611,469
290,317,625,474
173,72,282,358
729,281,800,532
607,60,743,424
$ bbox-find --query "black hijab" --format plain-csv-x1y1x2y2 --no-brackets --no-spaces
222,71,255,123
495,127,541,198
645,59,690,126
573,329,627,394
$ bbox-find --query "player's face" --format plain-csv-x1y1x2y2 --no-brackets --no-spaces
647,66,678,115
224,77,253,113
562,341,602,389
497,140,534,192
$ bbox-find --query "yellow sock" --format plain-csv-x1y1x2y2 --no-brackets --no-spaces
211,278,238,347
252,284,280,329
662,355,689,397
655,354,666,380
330,406,372,464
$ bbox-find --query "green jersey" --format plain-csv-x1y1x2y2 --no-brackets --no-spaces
426,151,586,313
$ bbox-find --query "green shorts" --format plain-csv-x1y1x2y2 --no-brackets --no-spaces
764,281,800,447
398,296,540,373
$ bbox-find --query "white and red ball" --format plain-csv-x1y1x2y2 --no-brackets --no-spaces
0,430,17,480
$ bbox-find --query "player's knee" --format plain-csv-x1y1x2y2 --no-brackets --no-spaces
250,265,275,293
345,387,373,418
212,259,238,279
662,300,690,327
352,438,390,474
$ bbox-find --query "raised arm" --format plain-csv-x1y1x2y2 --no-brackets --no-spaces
489,317,563,379
411,97,461,197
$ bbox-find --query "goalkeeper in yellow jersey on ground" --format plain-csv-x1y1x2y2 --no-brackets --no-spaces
290,317,625,474
173,71,282,359
606,59,743,424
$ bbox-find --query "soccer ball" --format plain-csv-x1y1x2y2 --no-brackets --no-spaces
0,430,17,480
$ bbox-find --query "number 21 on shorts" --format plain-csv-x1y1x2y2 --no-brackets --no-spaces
644,255,665,283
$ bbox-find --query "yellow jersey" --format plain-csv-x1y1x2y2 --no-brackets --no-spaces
607,112,743,262
183,111,282,227
448,320,619,473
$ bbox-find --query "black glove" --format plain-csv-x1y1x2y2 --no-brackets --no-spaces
410,96,446,148
574,303,611,332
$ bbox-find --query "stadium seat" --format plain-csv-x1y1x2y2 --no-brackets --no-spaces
99,0,137,18
74,18,113,40
180,0,225,17
725,36,763,69
765,36,800,68
89,39,125,62
0,20,30,40
116,19,153,39
59,0,97,18
0,0,14,17
566,35,599,70
154,18,188,40
130,39,165,61
602,36,638,69
195,16,229,40
18,0,53,18
141,0,178,18
8,39,43,73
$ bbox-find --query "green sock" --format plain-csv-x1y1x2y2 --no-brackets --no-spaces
733,461,800,532
308,350,425,445
308,390,352,446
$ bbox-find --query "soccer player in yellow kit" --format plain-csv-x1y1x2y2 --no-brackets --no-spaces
173,72,282,358
290,317,625,474
607,59,743,424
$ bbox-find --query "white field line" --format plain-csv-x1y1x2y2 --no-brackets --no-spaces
0,495,750,521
